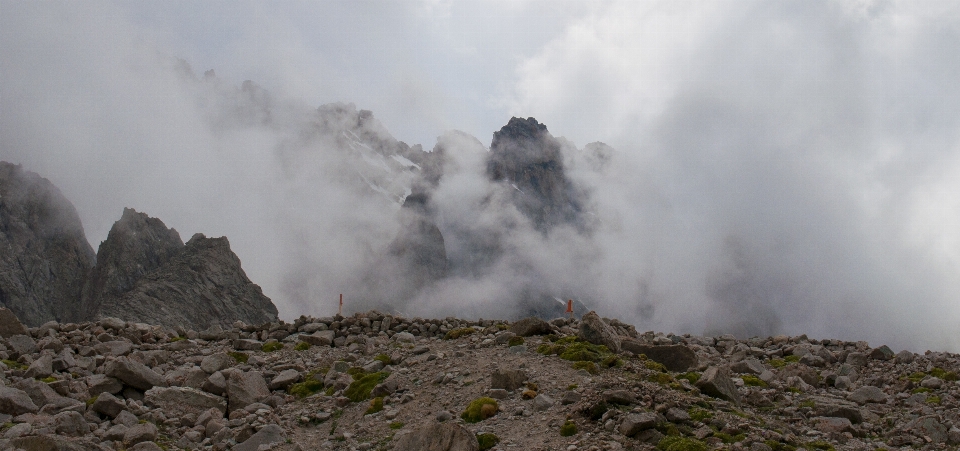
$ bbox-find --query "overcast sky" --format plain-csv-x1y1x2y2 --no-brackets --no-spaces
4,0,960,351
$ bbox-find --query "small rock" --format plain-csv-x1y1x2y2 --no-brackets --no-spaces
0,386,39,415
869,345,894,360
92,391,126,418
533,393,554,411
269,369,301,391
620,412,661,437
104,356,164,391
490,368,527,391
603,389,638,405
53,410,87,436
561,391,581,405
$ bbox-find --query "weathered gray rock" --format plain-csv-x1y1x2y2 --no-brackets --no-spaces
87,374,124,396
163,366,208,389
233,424,286,451
577,311,621,353
814,403,863,424
298,330,334,346
0,308,27,338
777,363,819,387
869,345,894,360
561,391,581,405
371,373,399,398
490,368,528,391
130,442,163,451
91,391,126,418
53,410,87,436
268,369,300,391
695,365,741,404
94,340,134,357
620,412,662,437
532,393,554,411
14,378,79,410
845,352,868,366
7,334,36,356
202,371,227,396
23,353,53,378
226,371,269,413
0,162,96,327
894,350,915,364
811,416,855,435
0,386,38,415
393,421,479,451
11,435,87,451
200,353,235,374
144,386,227,417
847,386,887,404
621,341,697,371
104,356,164,391
123,421,158,446
603,389,638,405
508,317,554,337
906,416,948,444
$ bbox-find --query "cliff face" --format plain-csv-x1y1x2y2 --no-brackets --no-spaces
0,162,95,326
85,212,278,330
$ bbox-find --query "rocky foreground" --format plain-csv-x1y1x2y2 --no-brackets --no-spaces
0,308,956,451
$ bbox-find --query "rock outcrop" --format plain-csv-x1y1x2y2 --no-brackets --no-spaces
0,162,95,326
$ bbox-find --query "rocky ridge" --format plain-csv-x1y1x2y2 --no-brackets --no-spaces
0,309,954,451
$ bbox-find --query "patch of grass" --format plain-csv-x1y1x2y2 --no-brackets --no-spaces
678,372,701,384
325,387,336,396
930,367,959,381
805,440,835,451
769,358,787,369
926,395,941,405
573,361,599,375
1,360,26,370
567,384,578,390
911,387,931,394
560,342,611,362
444,328,476,340
644,360,668,372
507,336,525,347
905,372,926,383
560,420,578,437
649,372,674,385
389,422,404,430
346,366,366,379
294,342,311,351
784,355,801,363
657,423,681,436
657,436,707,451
601,354,623,368
587,401,609,421
288,379,324,398
170,336,185,342
798,399,815,409
741,374,767,387
374,354,392,365
261,341,284,352
344,372,389,402
687,407,713,422
787,387,801,394
478,432,500,450
365,397,384,415
39,376,57,383
227,351,248,363
766,440,797,451
461,397,498,423
86,396,98,406
713,432,745,444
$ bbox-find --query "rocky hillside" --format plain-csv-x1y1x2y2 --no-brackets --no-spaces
0,162,96,326
0,162,279,329
0,308,955,451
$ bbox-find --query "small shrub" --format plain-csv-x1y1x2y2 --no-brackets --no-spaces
783,355,800,363
769,359,787,369
507,336,525,347
657,436,707,451
461,397,498,423
294,342,311,351
536,344,554,355
389,421,404,430
930,367,959,381
805,440,835,451
374,354,392,365
444,328,476,340
478,432,500,450
344,372,389,402
926,395,941,405
228,352,249,363
911,387,931,394
688,407,713,422
526,382,539,391
587,401,609,420
567,384,578,390
678,372,701,384
560,342,610,362
40,376,57,383
741,374,767,387
649,373,674,384
521,389,537,400
601,355,623,368
644,360,667,372
288,379,324,398
365,397,384,415
560,420,578,437
346,367,367,380
905,372,926,383
572,361,599,375
261,341,284,352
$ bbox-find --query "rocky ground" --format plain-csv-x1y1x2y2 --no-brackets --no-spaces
0,308,957,451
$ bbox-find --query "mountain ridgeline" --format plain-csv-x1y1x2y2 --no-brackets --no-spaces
0,162,277,329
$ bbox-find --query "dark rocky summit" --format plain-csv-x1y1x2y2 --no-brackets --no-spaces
0,162,95,326
0,162,278,330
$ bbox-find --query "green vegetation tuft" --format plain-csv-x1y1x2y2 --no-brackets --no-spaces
478,432,500,450
461,397,498,423
374,354,392,365
560,420,578,437
601,354,623,368
769,358,787,369
687,407,713,422
657,436,708,451
1,360,26,370
911,387,931,394
926,395,941,405
507,336,525,347
294,342,311,351
741,374,767,387
228,352,249,363
566,384,578,390
644,360,668,372
766,440,798,451
325,386,336,396
86,395,98,406
365,397,384,415
261,341,284,352
344,372,389,402
170,336,185,342
678,372,701,384
389,422,404,430
805,440,835,451
573,361,599,375
444,327,476,340
930,367,959,381
649,372,674,384
905,372,926,383
288,379,324,398
39,376,57,383
798,399,815,409
713,432,746,444
560,342,611,362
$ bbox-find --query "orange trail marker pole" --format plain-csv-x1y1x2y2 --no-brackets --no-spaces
566,299,574,319
339,293,343,316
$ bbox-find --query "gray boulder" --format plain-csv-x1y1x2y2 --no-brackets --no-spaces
577,311,621,353
226,371,269,413
490,368,528,391
0,308,27,338
695,366,741,404
233,424,286,451
847,386,887,404
104,356,164,391
393,422,479,451
620,412,662,437
508,317,554,337
91,392,126,418
0,386,39,415
621,340,697,371
144,386,227,417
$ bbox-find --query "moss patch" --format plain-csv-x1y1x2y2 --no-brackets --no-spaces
478,432,500,450
930,367,959,381
507,336,525,347
741,374,767,387
560,420,578,437
461,397,498,423
374,354,392,365
572,361,599,375
657,436,707,451
228,352,249,363
365,397,384,415
294,342,311,351
688,407,713,422
389,421,404,430
678,372,701,384
288,379,324,398
261,341,284,352
344,372,389,402
444,328,476,340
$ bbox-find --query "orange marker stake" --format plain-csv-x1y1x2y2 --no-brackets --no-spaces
339,293,343,316
566,299,574,319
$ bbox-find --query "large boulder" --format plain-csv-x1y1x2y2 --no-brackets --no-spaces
0,386,39,415
144,386,227,417
233,424,286,451
509,317,555,337
226,371,269,413
104,357,164,391
0,308,27,337
621,341,697,371
393,422,479,451
695,366,741,404
490,368,528,391
0,162,95,326
577,311,621,353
